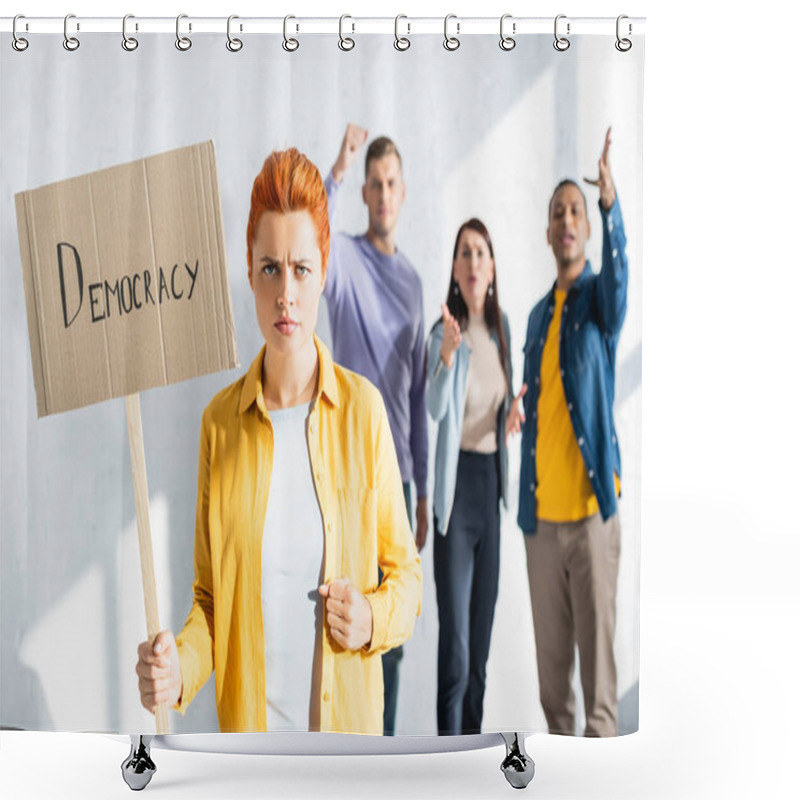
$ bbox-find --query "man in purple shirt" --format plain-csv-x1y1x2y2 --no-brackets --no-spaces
323,124,428,735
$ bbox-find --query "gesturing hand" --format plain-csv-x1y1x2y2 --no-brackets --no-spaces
440,303,462,369
136,630,182,714
319,577,373,651
332,123,368,184
505,383,528,443
584,126,616,211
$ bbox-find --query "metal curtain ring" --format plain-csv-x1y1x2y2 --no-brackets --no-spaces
499,14,516,51
283,15,299,52
615,15,632,52
338,14,355,51
394,15,410,51
443,14,460,51
63,14,80,51
227,15,243,52
122,14,138,51
175,14,192,51
12,15,29,51
553,14,570,51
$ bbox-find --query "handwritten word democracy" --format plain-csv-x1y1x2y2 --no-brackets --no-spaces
57,242,200,329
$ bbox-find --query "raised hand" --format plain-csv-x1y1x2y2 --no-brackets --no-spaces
505,383,528,443
319,577,373,651
332,123,368,183
440,303,462,369
136,630,182,714
584,126,616,211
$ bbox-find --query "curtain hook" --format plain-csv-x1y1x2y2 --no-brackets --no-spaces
283,15,299,52
499,14,516,51
122,14,139,51
63,13,80,51
227,15,243,52
394,15,410,51
175,14,192,51
615,15,632,52
338,14,355,51
12,14,29,52
443,14,460,51
553,14,570,51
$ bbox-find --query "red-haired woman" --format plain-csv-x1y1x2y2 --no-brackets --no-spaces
427,219,525,735
135,149,422,735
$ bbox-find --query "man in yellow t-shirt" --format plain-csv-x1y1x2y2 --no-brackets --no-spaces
517,128,628,737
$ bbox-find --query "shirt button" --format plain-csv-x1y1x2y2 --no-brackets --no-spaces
317,471,324,482
548,306,553,314
574,322,579,332
529,483,535,492
560,369,565,378
539,338,544,346
530,448,535,456
578,437,584,446
608,219,614,232
612,435,617,444
612,248,618,258
588,469,595,479
323,692,330,702
535,376,540,385
568,402,573,412
563,304,568,313
326,522,332,533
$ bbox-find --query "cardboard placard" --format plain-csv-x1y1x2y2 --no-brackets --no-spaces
15,141,238,417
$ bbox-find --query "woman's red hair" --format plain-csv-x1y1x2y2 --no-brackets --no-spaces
246,148,330,273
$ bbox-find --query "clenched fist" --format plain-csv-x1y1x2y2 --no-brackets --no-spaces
331,123,368,184
319,577,373,651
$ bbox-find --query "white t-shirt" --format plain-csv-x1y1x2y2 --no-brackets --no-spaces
261,402,325,731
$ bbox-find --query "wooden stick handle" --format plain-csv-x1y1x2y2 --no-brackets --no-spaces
125,392,170,735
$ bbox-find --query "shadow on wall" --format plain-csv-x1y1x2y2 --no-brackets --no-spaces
619,679,639,736
0,664,54,731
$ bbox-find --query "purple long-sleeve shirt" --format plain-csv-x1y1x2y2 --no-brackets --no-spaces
323,172,428,499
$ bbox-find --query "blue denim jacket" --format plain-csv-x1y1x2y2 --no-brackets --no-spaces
427,313,513,536
518,197,628,534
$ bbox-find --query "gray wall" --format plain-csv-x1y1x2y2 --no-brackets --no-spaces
1,33,643,735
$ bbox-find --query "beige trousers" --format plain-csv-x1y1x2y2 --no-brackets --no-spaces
525,512,621,737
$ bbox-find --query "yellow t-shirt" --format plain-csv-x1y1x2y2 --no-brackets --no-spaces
535,289,619,521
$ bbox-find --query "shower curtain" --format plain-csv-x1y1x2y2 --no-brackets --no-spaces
0,19,643,739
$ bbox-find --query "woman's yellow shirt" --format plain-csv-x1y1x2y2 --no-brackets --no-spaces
174,336,422,734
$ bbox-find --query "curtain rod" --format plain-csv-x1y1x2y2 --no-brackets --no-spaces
1,15,646,36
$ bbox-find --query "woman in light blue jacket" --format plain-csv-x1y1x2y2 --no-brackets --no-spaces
427,218,525,735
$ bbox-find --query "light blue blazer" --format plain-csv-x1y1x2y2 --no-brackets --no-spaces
426,312,513,535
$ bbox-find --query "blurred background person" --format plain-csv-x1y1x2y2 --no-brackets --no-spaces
427,218,524,735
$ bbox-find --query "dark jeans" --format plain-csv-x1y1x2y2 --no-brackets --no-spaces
434,450,500,735
380,480,412,735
